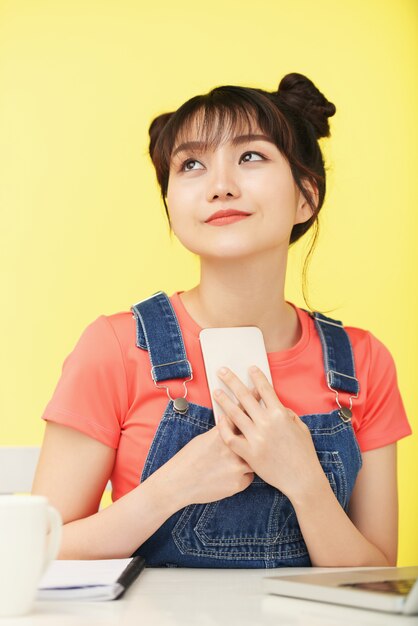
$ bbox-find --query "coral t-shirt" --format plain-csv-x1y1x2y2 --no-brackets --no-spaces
41,291,411,502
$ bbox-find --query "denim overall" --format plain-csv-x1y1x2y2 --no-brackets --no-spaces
130,292,362,568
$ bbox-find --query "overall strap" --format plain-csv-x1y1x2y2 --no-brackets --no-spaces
131,291,192,383
310,311,360,397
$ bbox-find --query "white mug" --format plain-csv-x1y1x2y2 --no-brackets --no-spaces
0,495,62,617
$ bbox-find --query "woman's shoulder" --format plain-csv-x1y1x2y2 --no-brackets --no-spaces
62,311,137,376
100,310,136,338
76,290,187,356
81,310,136,344
345,324,399,385
342,321,395,369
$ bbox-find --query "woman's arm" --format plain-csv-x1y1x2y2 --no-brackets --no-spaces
32,420,257,559
291,443,397,567
32,422,186,559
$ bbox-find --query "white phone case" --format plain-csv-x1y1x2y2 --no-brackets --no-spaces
199,326,273,424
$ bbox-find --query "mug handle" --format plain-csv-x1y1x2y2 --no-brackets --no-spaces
42,505,62,573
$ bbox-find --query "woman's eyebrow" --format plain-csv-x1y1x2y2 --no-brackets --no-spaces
171,134,274,158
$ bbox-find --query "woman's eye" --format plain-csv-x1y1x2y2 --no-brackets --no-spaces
179,151,264,172
182,159,204,172
240,151,264,163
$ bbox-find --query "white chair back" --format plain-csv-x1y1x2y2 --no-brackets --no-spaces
0,447,111,494
0,447,41,494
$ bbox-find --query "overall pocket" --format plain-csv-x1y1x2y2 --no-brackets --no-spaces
172,449,347,562
172,476,306,562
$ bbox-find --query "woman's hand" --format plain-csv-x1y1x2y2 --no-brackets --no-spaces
165,424,255,508
214,365,325,502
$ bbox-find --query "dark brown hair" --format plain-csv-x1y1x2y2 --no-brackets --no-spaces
148,73,336,303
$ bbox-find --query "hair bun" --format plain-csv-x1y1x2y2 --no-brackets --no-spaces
277,73,336,139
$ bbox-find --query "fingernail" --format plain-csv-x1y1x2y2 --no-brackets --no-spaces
214,388,222,397
218,367,228,376
250,365,258,373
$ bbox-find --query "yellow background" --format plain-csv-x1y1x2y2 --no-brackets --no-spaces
1,0,417,565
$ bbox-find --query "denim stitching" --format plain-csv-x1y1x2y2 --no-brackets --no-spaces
353,435,363,470
197,500,221,530
177,542,309,559
130,306,147,349
140,405,174,482
173,413,214,430
314,314,360,395
171,536,309,559
195,505,304,547
265,490,279,566
172,505,199,554
174,499,305,550
136,306,156,369
317,450,347,507
163,295,188,363
347,335,360,393
195,495,283,545
335,457,347,508
307,423,349,435
276,508,297,543
314,316,332,374
325,472,338,498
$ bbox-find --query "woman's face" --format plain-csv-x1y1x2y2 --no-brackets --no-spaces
166,119,313,260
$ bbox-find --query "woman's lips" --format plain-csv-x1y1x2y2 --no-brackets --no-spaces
206,214,251,226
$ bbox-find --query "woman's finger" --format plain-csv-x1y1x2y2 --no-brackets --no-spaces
248,366,286,411
250,390,261,404
237,387,260,411
216,367,263,421
213,388,255,439
217,415,248,458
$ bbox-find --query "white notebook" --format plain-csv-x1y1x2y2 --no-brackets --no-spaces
37,557,146,601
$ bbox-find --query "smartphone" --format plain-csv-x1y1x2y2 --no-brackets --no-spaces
199,326,272,424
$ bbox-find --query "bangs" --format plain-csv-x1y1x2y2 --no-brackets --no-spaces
153,87,294,187
171,101,273,159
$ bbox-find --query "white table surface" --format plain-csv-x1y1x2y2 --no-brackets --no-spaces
2,567,418,626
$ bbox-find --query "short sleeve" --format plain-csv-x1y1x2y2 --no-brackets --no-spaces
355,332,412,452
41,316,128,448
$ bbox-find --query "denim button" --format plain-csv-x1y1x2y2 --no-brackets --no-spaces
173,397,189,414
339,407,352,422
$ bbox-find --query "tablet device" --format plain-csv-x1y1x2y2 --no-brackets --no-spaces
199,326,272,425
263,566,418,615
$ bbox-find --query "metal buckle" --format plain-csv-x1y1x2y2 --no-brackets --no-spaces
326,370,359,411
151,360,193,402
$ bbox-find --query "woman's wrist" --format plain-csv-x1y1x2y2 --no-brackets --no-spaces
287,466,332,512
142,459,190,515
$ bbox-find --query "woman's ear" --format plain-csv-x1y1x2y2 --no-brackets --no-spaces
294,180,319,225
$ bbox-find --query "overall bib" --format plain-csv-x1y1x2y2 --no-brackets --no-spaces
131,292,362,568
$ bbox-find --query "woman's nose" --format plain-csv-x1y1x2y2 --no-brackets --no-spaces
206,162,241,202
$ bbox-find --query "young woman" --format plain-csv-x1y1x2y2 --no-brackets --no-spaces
32,73,411,568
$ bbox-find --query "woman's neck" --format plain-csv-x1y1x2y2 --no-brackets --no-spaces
179,249,302,353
